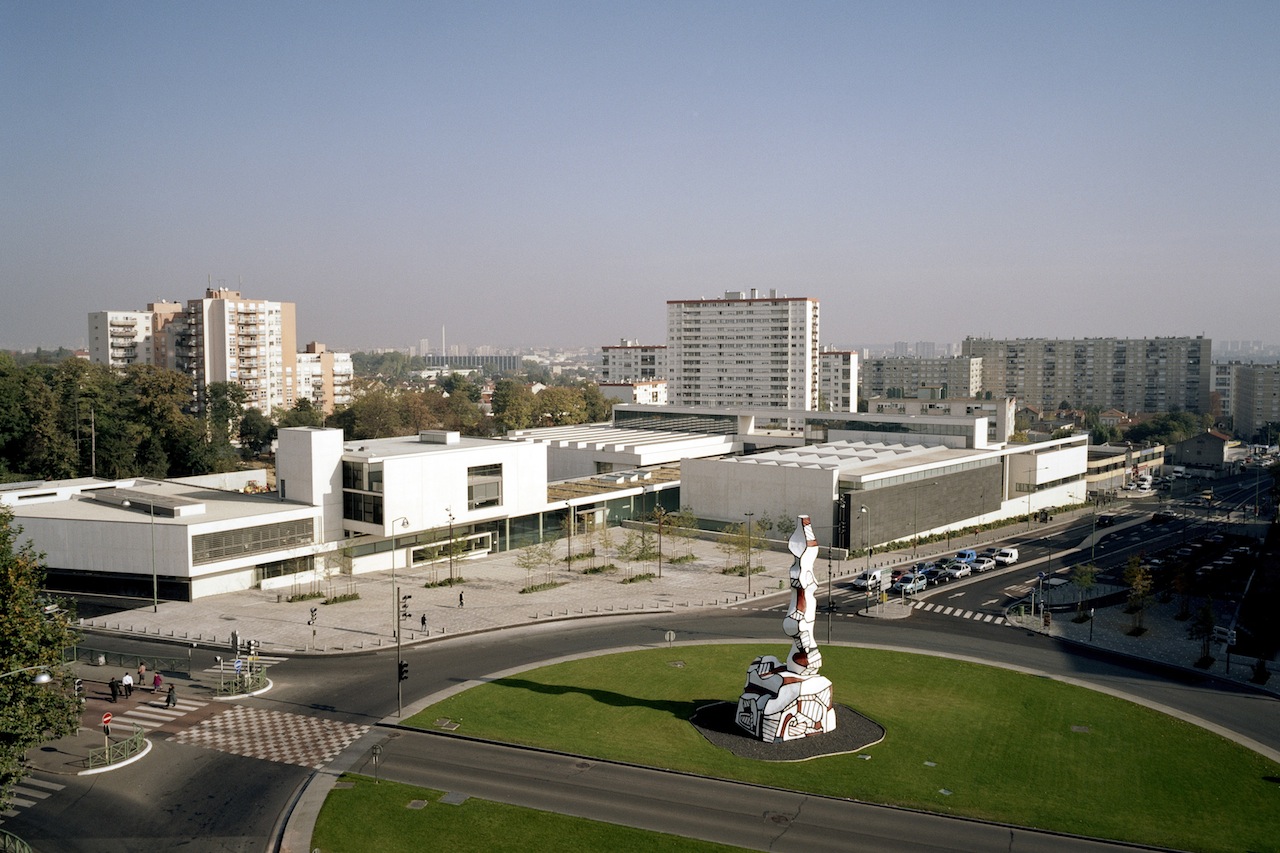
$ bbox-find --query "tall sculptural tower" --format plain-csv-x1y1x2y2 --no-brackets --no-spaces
735,515,837,742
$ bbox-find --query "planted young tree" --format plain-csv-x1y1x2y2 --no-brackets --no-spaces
669,507,699,560
1,508,81,812
774,514,798,538
1123,555,1153,633
597,524,616,571
1188,599,1217,664
718,522,746,573
1070,562,1099,619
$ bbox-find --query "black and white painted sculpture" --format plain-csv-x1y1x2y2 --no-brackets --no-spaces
735,515,837,742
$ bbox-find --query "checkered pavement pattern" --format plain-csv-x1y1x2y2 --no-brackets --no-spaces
170,705,368,769
913,600,1007,624
0,775,64,824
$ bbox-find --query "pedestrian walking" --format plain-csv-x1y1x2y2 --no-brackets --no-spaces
122,672,133,697
137,662,146,686
108,676,120,703
153,672,163,693
166,684,176,708
459,591,464,608
420,614,427,631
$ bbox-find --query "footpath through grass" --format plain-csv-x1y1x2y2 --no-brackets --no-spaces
312,775,750,853
402,644,1280,853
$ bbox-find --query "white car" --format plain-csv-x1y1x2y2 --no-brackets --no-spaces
971,557,996,573
942,562,972,581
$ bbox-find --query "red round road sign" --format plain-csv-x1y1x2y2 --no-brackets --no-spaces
102,712,112,726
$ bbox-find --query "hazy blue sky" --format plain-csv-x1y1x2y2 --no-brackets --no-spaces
3,1,1277,353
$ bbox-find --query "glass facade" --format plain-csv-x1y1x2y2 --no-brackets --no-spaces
193,518,315,565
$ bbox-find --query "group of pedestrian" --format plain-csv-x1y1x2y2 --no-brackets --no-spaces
104,663,170,704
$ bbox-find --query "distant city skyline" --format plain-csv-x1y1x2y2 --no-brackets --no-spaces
3,2,1277,352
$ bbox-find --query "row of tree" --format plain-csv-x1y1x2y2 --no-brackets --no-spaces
0,354,621,482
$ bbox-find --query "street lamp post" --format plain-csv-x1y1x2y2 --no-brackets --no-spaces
0,665,53,684
654,506,666,579
860,505,870,572
447,507,456,585
744,512,754,596
150,499,157,613
390,517,409,640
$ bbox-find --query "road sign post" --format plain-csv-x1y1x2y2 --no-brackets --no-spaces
102,712,112,745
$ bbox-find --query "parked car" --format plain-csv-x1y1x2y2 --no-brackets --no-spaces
971,557,996,573
994,547,1019,565
892,573,928,595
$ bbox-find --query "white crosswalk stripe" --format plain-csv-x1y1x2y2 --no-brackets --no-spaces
201,654,288,676
914,600,1007,626
0,774,65,824
109,697,209,731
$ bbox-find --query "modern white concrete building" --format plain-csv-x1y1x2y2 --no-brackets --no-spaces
867,393,1017,444
599,380,668,406
666,290,820,410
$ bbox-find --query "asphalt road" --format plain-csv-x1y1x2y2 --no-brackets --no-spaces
361,729,1156,853
9,586,1280,852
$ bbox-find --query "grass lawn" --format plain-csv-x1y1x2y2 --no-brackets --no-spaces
311,775,750,853
403,644,1280,853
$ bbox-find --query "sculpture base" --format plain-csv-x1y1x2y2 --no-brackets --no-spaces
690,702,885,762
735,655,836,742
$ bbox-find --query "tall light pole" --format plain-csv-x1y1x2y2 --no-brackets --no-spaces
744,512,754,596
150,498,157,613
1,665,53,684
447,507,456,585
860,505,870,572
654,506,666,579
390,517,409,639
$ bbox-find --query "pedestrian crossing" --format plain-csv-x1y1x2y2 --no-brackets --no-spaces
105,695,211,733
0,774,65,823
200,654,289,677
914,600,1007,625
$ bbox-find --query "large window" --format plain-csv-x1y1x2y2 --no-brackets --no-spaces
468,464,503,510
193,519,315,565
343,492,384,525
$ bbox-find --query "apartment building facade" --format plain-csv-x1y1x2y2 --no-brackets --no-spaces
666,290,820,410
600,340,666,382
818,349,858,412
1234,363,1280,442
859,355,982,400
961,336,1211,414
295,342,354,415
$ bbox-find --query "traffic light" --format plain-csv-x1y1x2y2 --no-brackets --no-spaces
308,607,317,626
398,660,409,681
73,678,84,697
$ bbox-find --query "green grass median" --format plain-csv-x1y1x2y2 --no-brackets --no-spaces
395,644,1279,853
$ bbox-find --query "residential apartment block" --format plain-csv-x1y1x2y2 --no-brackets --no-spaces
172,288,298,414
89,288,350,416
600,340,666,382
818,349,858,412
295,342,354,414
961,336,1211,414
859,356,982,400
666,290,820,410
1233,363,1280,442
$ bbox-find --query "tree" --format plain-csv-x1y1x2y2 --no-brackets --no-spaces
581,383,618,423
490,379,535,433
1123,556,1153,632
668,507,699,559
439,373,482,403
534,386,587,426
1070,562,1099,616
238,408,276,456
277,398,326,429
0,508,81,811
1188,599,1216,662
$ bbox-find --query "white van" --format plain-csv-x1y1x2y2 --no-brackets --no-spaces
851,569,885,591
994,547,1019,566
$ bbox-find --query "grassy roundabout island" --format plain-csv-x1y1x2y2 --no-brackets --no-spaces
319,645,1280,852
